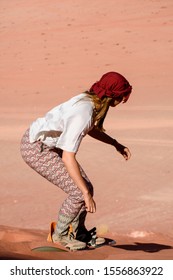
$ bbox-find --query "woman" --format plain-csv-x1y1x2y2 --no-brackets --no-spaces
20,71,132,250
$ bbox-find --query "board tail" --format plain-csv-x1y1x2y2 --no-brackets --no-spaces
47,221,57,242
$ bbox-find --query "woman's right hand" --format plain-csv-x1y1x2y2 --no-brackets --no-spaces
84,193,96,213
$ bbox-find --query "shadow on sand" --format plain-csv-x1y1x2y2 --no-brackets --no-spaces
111,242,173,253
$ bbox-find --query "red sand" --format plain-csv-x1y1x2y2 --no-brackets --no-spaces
0,0,173,260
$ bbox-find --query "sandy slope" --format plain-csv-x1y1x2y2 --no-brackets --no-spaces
0,0,173,259
0,225,173,260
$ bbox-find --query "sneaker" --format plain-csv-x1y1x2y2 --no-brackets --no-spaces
52,232,86,251
88,236,105,247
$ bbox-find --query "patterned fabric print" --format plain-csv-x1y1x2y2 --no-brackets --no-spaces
20,129,93,232
56,213,74,236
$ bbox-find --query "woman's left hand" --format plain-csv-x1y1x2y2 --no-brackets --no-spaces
121,147,131,160
114,142,131,160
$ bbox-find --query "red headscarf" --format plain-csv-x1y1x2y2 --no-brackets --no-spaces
89,72,132,100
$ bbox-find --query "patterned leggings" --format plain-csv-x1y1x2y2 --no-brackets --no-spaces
20,129,93,236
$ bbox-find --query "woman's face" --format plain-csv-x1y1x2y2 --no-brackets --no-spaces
109,93,130,107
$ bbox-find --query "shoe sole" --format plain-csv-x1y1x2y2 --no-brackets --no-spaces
53,241,86,251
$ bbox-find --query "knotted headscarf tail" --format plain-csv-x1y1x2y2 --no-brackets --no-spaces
89,72,132,99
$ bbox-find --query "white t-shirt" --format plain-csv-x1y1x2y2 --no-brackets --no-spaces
29,93,95,153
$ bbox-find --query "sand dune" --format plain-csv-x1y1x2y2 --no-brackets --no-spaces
0,225,173,260
0,0,173,260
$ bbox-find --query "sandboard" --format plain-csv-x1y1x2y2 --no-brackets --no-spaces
31,222,116,252
47,221,116,249
31,246,67,252
47,221,57,242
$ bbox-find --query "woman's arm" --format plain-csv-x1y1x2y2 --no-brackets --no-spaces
62,150,96,213
88,127,131,160
88,127,115,145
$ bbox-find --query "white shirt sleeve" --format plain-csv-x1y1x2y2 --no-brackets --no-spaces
56,112,93,153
